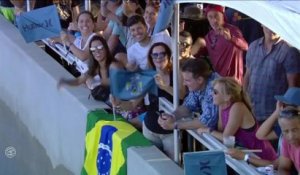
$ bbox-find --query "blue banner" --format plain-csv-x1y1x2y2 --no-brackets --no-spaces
109,69,157,100
16,5,61,43
153,0,174,34
183,151,227,175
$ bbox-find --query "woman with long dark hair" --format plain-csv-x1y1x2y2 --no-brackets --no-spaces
58,35,120,90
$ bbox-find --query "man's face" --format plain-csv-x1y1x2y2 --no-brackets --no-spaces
207,11,224,31
182,72,203,92
279,118,300,147
129,22,148,42
179,36,192,58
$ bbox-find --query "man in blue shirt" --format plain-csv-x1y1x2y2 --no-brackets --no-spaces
158,59,219,130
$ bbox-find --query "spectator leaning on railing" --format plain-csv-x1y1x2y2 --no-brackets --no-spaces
158,59,219,131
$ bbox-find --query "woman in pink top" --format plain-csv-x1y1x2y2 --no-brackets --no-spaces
197,77,277,164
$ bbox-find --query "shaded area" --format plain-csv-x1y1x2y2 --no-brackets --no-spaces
0,100,73,175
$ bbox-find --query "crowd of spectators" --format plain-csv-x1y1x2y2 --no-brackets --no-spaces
2,0,300,173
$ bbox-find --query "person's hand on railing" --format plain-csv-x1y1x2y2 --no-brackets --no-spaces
158,113,176,130
226,148,245,160
197,127,210,134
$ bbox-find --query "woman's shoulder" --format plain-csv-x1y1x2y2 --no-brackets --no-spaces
231,102,249,111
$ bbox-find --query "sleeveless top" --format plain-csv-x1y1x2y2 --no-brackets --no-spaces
144,71,174,134
221,103,277,160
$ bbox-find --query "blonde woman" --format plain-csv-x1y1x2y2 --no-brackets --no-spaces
197,77,277,163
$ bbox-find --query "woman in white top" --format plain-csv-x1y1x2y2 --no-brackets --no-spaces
61,11,96,63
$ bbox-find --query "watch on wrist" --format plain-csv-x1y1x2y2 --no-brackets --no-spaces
244,154,250,164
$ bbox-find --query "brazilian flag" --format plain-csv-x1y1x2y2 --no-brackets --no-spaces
81,110,152,175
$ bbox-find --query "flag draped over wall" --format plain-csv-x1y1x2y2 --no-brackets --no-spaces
109,69,157,100
16,5,61,43
183,151,227,175
81,110,152,175
153,0,175,34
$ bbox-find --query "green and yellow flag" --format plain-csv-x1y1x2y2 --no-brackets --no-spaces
81,110,152,175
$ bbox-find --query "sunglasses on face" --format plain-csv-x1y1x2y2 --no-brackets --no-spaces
90,45,104,52
179,42,191,48
151,51,167,60
280,109,300,119
213,89,219,95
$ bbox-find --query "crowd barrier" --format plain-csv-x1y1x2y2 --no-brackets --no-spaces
159,97,261,175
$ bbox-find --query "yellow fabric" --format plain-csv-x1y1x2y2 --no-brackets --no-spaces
84,120,136,175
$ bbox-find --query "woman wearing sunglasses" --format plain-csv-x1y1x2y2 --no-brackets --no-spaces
142,42,186,159
197,77,277,166
57,35,120,92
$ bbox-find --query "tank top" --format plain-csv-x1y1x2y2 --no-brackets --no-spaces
221,103,277,160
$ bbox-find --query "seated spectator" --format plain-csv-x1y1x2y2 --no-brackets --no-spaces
143,42,186,159
57,35,120,91
197,77,277,162
60,11,96,63
126,15,171,71
158,59,219,131
191,5,248,84
278,107,300,174
256,87,300,141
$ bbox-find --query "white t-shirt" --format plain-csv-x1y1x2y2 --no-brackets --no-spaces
127,31,171,70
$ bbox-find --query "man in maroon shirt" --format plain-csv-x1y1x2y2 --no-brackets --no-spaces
192,5,248,84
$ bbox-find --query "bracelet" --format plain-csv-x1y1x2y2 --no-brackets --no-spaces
244,154,250,164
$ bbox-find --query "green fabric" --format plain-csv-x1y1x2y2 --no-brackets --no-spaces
81,109,152,175
0,6,15,22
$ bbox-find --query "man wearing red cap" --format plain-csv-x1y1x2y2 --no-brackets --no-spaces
192,4,248,84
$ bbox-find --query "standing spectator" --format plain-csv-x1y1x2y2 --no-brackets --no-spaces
244,25,300,123
143,42,185,159
158,59,219,130
126,15,171,71
179,31,194,66
0,0,16,22
278,107,300,174
192,5,248,84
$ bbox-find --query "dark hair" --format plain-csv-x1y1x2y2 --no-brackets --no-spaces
279,106,300,120
77,11,95,22
179,31,193,45
88,35,115,77
145,2,160,12
127,14,146,27
181,59,212,79
121,1,144,25
147,42,172,71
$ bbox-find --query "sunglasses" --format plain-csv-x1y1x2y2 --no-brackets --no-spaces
280,109,300,119
180,42,191,48
151,51,167,60
213,89,219,95
90,45,104,52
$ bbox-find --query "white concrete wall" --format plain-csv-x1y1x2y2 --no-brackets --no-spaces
0,16,108,174
127,146,183,175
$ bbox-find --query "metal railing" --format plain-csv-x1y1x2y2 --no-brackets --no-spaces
158,97,261,175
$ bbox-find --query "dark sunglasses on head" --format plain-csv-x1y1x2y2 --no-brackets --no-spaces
151,51,167,59
90,45,104,52
180,42,191,48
